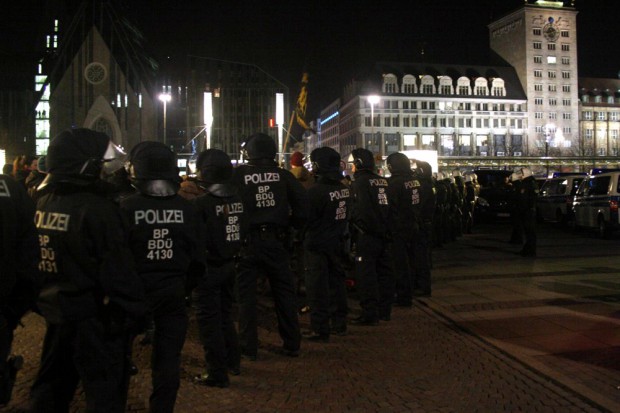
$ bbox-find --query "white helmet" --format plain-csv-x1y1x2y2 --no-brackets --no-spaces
520,167,533,178
465,173,473,183
434,171,444,180
510,172,522,182
452,170,462,177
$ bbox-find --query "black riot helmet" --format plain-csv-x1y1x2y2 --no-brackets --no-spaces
414,160,433,179
126,141,180,196
43,128,124,186
348,148,375,171
196,149,233,184
386,152,411,174
310,147,341,179
241,133,277,161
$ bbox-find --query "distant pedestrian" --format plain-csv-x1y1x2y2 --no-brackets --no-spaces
517,168,538,257
508,171,524,244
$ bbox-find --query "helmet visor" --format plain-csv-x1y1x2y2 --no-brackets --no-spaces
102,141,127,175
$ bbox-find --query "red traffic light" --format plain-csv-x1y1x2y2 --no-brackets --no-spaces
269,118,275,128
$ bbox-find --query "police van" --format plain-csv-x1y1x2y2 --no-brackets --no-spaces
536,173,586,224
572,169,620,238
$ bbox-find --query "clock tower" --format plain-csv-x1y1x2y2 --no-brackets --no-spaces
489,0,579,157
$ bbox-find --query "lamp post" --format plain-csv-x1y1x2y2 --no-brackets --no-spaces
159,93,172,145
203,92,213,149
367,95,380,152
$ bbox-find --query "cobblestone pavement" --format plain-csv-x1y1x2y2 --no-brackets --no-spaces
2,221,617,412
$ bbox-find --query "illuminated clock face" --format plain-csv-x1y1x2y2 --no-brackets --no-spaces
543,23,559,41
84,62,107,85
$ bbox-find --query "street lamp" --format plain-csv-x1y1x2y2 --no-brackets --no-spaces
367,95,380,151
159,93,171,145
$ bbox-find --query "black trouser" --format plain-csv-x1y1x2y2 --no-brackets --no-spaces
520,209,537,254
392,235,415,305
304,249,349,335
30,318,128,413
147,291,188,413
412,227,432,295
193,261,240,379
355,234,394,320
0,312,14,405
236,231,300,357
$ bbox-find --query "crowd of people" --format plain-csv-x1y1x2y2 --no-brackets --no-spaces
0,127,537,412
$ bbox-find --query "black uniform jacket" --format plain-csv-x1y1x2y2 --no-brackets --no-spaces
350,169,390,239
387,171,421,239
231,159,308,230
304,176,350,252
35,183,146,324
0,174,38,300
121,192,202,295
192,183,248,262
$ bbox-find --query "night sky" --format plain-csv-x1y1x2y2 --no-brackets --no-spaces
2,0,619,118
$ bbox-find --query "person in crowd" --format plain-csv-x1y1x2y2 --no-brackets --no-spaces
302,147,350,341
192,149,246,387
120,141,202,412
29,128,146,413
14,155,37,187
411,160,436,298
463,173,477,234
386,153,420,308
508,171,524,244
289,151,314,190
0,172,38,406
25,156,47,201
433,172,448,247
2,164,14,176
452,170,465,237
288,151,312,312
348,148,393,325
231,133,308,359
178,162,205,201
517,167,538,257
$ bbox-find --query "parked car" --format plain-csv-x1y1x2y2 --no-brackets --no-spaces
536,173,586,223
572,170,620,238
473,169,513,221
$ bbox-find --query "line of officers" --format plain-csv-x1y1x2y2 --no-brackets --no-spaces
0,128,471,412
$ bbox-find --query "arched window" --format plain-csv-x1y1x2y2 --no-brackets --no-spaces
93,117,113,140
474,77,489,96
438,76,453,95
420,75,435,94
491,78,506,96
457,77,471,95
401,74,417,94
383,73,398,94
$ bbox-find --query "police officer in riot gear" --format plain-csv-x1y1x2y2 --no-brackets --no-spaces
302,147,350,341
192,149,246,387
232,133,308,359
120,141,202,412
348,148,393,325
517,168,538,257
433,172,448,247
412,160,436,297
0,173,38,407
386,152,420,307
30,128,146,413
